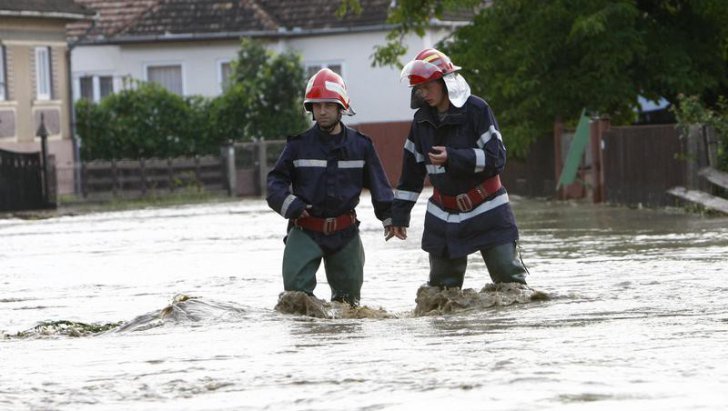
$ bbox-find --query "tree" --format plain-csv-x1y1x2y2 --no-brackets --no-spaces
208,38,309,143
365,0,728,156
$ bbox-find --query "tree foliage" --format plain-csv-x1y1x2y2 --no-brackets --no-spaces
208,38,309,143
367,0,728,156
370,0,482,67
672,94,728,171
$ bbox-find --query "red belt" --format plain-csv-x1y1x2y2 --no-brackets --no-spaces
432,175,502,212
294,212,357,235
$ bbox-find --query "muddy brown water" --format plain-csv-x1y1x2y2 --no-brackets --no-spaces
2,191,727,410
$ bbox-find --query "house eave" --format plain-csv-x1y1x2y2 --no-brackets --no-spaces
74,20,468,46
0,10,93,21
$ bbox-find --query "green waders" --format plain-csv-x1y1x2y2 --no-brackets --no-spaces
428,241,528,288
282,227,365,306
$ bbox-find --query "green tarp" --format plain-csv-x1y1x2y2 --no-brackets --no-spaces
557,109,591,188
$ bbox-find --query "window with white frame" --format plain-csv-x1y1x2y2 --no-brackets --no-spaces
219,60,232,92
0,45,7,101
99,76,113,98
79,76,93,100
79,75,114,102
35,46,52,100
147,64,183,95
305,62,343,79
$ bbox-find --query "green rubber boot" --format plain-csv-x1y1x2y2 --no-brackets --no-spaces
481,242,528,284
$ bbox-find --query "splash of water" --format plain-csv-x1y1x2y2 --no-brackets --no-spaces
5,320,122,339
116,294,247,332
274,291,394,319
3,294,248,338
413,283,550,316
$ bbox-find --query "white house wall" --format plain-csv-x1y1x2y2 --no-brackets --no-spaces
70,28,454,125
281,30,451,125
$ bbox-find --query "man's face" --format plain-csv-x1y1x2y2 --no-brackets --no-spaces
313,102,341,129
414,80,447,109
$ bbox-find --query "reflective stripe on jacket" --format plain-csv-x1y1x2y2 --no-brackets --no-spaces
392,95,519,258
267,123,393,253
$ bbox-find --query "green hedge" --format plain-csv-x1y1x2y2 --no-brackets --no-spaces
76,39,309,161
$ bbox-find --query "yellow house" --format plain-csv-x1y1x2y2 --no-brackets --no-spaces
0,1,93,195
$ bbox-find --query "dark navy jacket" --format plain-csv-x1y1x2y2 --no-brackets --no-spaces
267,123,393,254
391,95,519,258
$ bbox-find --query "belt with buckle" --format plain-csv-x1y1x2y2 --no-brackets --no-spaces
294,211,357,235
432,175,502,212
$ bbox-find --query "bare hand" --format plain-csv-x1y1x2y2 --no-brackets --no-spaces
389,226,407,240
428,146,448,166
299,205,312,219
384,226,394,241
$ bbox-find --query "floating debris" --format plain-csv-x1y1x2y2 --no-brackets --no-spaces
274,291,393,319
414,282,550,316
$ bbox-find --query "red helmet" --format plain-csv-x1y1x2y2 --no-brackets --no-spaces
400,48,462,87
304,68,354,115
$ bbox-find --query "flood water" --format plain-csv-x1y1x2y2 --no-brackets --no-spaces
2,190,727,410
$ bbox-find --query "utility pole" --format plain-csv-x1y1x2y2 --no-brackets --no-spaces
36,113,50,207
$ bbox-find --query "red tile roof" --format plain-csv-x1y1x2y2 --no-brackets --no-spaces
68,0,473,43
67,0,161,41
0,0,94,19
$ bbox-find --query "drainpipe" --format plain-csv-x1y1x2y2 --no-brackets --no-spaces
65,45,81,195
66,16,97,196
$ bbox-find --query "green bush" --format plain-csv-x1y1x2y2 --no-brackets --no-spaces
77,81,214,160
77,39,309,161
672,94,728,172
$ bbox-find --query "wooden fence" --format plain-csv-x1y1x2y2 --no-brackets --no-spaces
0,148,53,211
554,119,724,208
232,140,286,196
601,125,686,207
81,155,229,199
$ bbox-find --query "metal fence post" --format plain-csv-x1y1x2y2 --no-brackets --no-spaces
223,143,236,196
257,139,268,197
35,114,51,207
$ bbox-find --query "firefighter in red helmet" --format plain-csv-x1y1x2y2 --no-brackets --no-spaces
389,48,531,289
267,68,394,307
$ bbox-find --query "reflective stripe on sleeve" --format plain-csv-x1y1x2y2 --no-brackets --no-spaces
281,194,297,217
394,190,420,202
404,140,425,163
474,149,486,173
426,164,446,175
477,125,503,148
